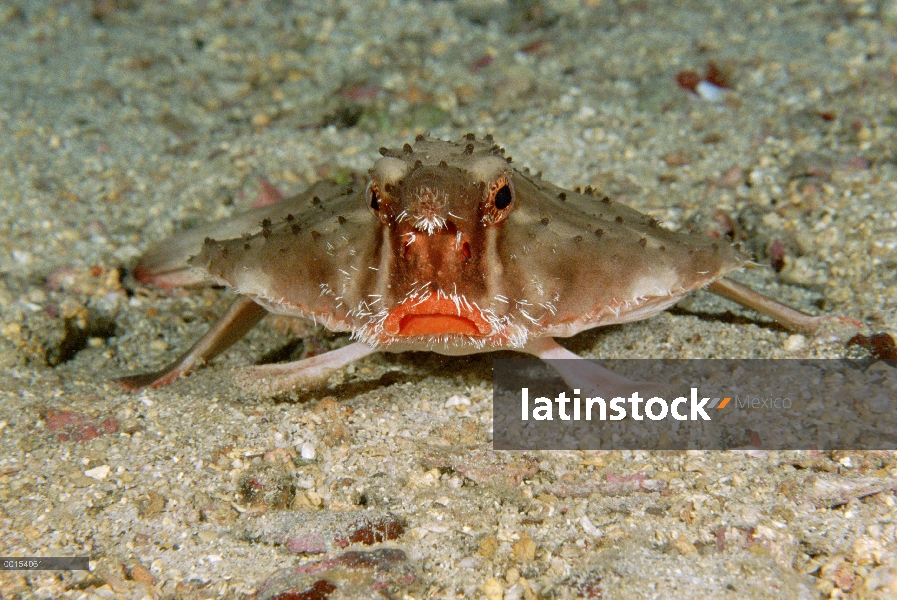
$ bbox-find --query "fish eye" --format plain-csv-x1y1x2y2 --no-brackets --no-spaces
494,184,512,210
367,183,381,211
483,175,514,225
366,181,393,224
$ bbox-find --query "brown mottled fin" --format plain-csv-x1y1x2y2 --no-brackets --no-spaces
131,181,347,288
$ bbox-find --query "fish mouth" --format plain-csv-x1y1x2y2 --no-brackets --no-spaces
383,292,491,337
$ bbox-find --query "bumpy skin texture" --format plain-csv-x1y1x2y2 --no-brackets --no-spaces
147,136,743,355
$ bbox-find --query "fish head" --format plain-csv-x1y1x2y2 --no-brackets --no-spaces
366,141,517,343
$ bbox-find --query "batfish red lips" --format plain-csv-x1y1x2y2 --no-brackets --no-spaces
383,293,491,337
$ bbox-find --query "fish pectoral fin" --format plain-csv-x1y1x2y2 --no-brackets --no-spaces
234,341,379,396
522,337,661,398
707,277,863,334
116,296,267,390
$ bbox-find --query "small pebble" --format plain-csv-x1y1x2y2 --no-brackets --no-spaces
84,465,111,480
580,515,601,537
444,394,470,409
196,530,218,543
300,442,316,460
671,537,698,555
512,533,536,562
696,80,726,102
129,564,155,586
481,577,503,600
783,334,806,351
